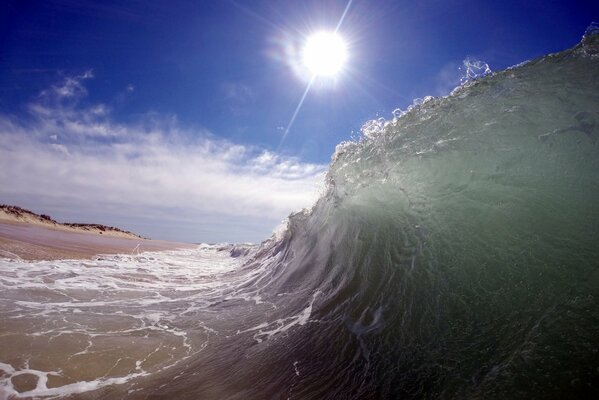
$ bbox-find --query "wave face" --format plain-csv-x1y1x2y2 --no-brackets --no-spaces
1,31,599,399
245,32,599,399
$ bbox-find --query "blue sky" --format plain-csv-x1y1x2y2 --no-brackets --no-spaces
0,0,597,243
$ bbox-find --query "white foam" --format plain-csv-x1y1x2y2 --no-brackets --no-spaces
0,243,321,397
293,361,300,377
239,291,320,343
0,246,254,398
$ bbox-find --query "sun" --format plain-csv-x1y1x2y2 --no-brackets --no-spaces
302,31,348,77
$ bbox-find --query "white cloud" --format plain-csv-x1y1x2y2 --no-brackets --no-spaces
40,70,94,101
0,75,326,243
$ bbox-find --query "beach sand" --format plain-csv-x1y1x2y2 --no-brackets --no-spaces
0,219,195,261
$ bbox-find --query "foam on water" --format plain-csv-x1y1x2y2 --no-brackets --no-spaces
236,291,320,343
0,245,267,399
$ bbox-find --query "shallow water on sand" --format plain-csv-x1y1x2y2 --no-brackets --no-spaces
0,245,298,399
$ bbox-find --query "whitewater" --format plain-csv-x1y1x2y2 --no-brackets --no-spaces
1,26,598,399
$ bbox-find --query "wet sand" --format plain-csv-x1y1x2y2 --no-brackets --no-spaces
0,222,195,261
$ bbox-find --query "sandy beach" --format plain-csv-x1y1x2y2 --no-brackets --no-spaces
0,206,195,261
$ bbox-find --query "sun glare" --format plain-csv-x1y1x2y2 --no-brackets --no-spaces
302,31,348,77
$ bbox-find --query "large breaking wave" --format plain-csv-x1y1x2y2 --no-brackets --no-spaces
1,26,599,399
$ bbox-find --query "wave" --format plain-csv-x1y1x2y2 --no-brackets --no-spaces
224,25,599,399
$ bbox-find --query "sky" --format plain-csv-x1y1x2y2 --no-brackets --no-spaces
0,0,597,243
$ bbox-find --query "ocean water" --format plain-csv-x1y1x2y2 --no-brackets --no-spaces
1,28,599,399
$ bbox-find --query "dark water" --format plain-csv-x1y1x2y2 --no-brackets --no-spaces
1,27,599,400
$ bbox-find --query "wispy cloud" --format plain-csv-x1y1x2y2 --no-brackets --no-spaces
0,73,326,243
220,81,256,116
40,70,94,100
